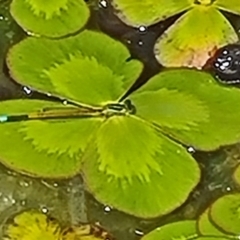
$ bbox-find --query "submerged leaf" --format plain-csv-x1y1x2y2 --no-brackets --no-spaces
155,6,237,68
210,194,240,235
112,0,191,26
7,30,143,105
3,210,61,240
141,221,198,240
10,0,90,37
82,117,200,218
130,69,240,151
0,100,94,178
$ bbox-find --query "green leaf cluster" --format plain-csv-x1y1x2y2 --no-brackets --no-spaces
3,28,240,218
142,193,240,240
111,0,240,68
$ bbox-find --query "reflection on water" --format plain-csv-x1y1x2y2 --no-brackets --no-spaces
1,0,240,239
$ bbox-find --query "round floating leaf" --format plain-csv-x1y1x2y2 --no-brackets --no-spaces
210,194,240,235
3,210,61,240
7,30,143,105
233,164,240,186
215,0,240,16
82,116,200,218
112,0,191,26
10,0,90,37
154,6,238,68
141,221,198,240
197,208,231,237
130,69,240,151
0,99,99,178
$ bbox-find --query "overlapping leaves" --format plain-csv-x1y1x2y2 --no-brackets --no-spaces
3,30,240,218
111,0,240,68
142,194,240,240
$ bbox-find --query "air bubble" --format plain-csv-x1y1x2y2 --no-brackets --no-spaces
187,146,195,153
226,186,231,191
104,205,111,212
139,26,147,32
23,86,32,95
41,206,49,213
99,0,108,8
63,100,68,105
135,229,144,236
19,180,30,187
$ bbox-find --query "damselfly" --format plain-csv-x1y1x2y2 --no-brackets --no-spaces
0,99,136,123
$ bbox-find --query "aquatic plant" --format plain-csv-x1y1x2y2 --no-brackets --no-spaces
10,0,90,37
3,210,111,240
3,210,62,240
112,0,240,68
142,193,240,239
3,29,240,218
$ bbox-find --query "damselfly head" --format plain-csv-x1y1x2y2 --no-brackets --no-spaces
102,99,136,117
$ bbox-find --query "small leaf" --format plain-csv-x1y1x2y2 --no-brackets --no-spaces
10,0,90,37
112,0,191,26
3,210,61,240
154,6,238,68
210,193,240,235
82,116,200,218
130,69,240,151
215,0,240,16
0,99,97,178
197,208,231,237
7,30,143,104
233,164,240,186
141,221,198,240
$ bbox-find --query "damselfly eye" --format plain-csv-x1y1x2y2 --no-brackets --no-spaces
210,44,240,84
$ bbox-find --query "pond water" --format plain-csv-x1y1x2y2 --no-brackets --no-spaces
1,0,240,239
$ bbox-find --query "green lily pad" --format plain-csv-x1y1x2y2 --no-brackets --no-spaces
210,194,240,235
82,115,200,218
0,99,101,178
141,221,198,240
130,69,240,151
197,208,232,237
154,6,238,68
10,0,90,38
111,0,191,26
7,30,143,105
215,0,240,15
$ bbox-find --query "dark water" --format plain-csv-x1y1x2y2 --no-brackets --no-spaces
1,1,240,239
